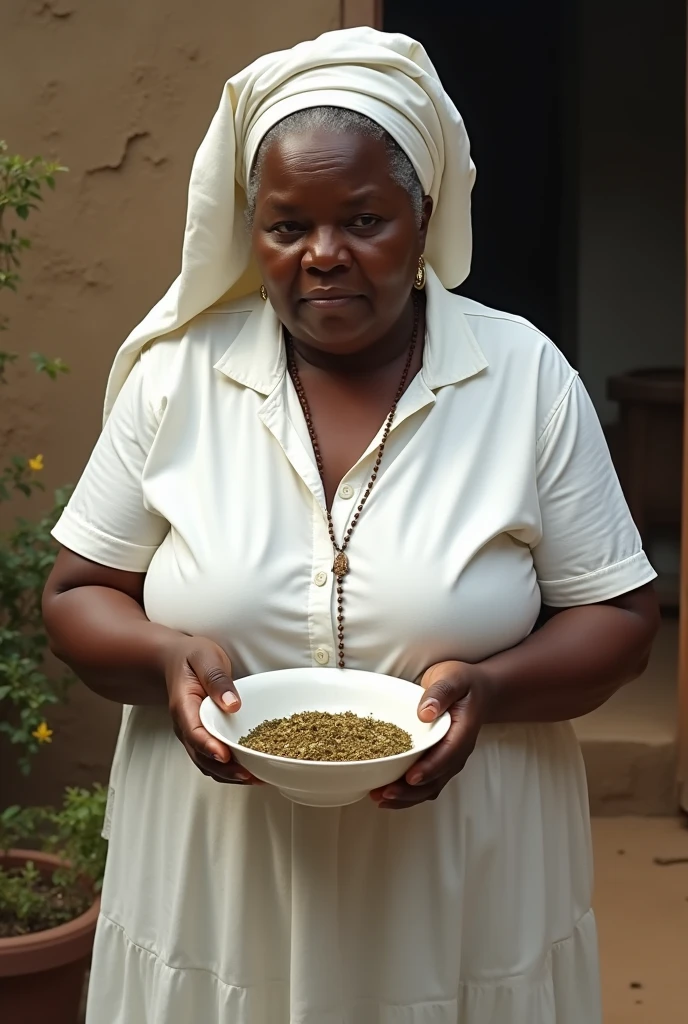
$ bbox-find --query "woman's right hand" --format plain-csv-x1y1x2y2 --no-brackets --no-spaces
163,635,262,785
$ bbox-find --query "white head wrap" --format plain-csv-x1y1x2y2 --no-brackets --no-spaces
103,26,475,420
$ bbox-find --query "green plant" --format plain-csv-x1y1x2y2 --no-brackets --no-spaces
0,141,71,770
0,145,105,942
0,140,66,331
0,785,107,937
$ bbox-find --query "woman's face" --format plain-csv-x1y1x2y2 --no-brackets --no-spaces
251,129,432,354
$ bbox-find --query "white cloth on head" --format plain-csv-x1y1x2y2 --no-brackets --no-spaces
103,26,475,420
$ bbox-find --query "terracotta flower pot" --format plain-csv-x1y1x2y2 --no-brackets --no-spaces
0,849,100,1024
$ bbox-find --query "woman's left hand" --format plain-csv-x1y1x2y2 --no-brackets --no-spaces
370,661,492,810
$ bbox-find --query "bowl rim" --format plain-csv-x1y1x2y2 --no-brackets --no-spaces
199,667,451,768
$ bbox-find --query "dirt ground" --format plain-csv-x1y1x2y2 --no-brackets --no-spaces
593,816,688,1023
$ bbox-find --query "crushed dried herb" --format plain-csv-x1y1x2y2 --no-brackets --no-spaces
239,710,412,761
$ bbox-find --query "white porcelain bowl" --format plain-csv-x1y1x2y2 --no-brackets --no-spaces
200,667,450,807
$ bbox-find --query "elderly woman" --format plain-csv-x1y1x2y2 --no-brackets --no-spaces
43,26,658,1024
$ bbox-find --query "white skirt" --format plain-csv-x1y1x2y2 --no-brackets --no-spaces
86,708,601,1024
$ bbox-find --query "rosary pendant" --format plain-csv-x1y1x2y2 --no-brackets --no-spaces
333,550,349,579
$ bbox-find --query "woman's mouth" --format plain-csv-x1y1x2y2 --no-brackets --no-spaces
306,296,357,308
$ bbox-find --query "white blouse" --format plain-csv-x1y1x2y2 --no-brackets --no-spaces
54,270,654,682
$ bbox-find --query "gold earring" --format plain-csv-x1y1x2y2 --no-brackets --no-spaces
260,284,268,301
414,255,426,291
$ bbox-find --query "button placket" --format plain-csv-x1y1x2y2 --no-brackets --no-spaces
308,501,336,668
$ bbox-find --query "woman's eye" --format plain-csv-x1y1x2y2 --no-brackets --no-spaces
350,215,380,229
273,222,303,235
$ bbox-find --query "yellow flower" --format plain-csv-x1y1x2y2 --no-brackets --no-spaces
28,454,44,472
32,721,53,744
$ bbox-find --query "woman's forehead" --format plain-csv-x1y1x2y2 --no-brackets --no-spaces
256,129,395,193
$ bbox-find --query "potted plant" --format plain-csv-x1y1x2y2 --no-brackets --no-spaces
0,786,107,1022
0,143,106,1022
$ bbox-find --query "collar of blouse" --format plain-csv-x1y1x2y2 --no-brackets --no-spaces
213,264,488,397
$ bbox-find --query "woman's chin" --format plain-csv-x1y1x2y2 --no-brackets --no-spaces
295,309,374,351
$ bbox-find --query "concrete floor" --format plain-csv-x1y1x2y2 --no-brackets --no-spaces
593,815,688,1023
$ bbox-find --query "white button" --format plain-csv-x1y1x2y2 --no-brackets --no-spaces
339,484,355,499
314,648,330,665
314,571,328,587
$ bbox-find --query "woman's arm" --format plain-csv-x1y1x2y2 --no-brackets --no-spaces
41,361,256,781
372,583,659,809
429,583,661,725
43,547,258,782
42,548,178,706
374,371,660,811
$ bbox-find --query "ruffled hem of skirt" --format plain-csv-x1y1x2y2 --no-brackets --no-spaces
86,908,601,1024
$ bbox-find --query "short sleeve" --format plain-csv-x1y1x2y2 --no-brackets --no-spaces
532,374,656,607
51,357,169,571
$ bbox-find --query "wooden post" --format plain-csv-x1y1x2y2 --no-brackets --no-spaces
341,0,383,29
678,12,688,812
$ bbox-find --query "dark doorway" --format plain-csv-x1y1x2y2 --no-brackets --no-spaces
383,2,578,359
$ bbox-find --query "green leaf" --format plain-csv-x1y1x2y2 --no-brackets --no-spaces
29,352,70,379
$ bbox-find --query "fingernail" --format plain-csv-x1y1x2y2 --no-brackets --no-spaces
213,753,226,762
236,771,251,782
382,788,396,800
420,699,439,717
222,692,239,709
408,772,423,785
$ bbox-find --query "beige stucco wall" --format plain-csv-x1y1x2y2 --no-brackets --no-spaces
0,0,340,804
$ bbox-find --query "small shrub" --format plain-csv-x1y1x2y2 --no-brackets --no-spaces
0,785,107,937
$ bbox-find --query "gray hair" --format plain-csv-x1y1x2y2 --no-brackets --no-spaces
245,106,425,226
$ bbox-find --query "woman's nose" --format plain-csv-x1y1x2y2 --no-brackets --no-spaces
301,228,353,273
